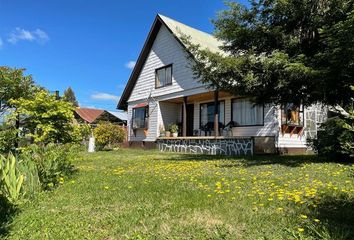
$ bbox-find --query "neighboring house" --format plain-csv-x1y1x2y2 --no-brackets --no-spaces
75,108,127,125
117,14,327,155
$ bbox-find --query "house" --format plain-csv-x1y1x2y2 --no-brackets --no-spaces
75,108,127,125
117,14,327,155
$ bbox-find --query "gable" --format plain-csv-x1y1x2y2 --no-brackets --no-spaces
128,25,204,103
117,14,221,110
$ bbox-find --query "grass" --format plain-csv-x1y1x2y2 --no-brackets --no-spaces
3,149,354,239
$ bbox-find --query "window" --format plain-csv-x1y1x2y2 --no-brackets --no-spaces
132,107,148,129
200,101,225,127
232,98,263,126
281,103,304,125
155,64,172,88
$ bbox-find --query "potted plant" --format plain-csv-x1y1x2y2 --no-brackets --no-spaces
169,123,179,137
165,130,171,137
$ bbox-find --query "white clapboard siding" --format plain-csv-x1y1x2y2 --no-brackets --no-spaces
128,25,205,103
277,134,307,148
127,100,159,142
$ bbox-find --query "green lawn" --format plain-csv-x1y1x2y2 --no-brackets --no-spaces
3,149,354,239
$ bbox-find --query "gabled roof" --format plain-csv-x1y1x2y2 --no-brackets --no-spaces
117,14,222,110
75,108,104,123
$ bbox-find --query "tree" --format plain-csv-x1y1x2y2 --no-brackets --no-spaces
0,67,38,148
0,67,37,114
63,87,79,107
186,0,354,108
10,90,75,144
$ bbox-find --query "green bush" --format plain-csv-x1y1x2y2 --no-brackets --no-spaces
0,124,18,154
311,115,354,160
72,123,91,143
0,153,24,205
17,157,41,199
21,144,79,190
93,123,126,150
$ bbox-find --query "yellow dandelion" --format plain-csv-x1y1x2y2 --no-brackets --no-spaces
298,228,304,232
207,194,212,197
277,207,283,211
104,186,109,190
314,219,320,223
300,214,308,219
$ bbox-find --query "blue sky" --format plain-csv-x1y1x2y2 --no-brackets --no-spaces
0,0,246,111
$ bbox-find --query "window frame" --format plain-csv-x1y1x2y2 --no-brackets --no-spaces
281,103,304,126
155,64,173,89
231,97,265,127
132,106,149,129
199,100,225,128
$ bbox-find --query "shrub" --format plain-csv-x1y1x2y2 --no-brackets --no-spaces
72,123,91,143
21,144,79,190
0,153,24,205
17,156,41,199
311,114,354,160
93,123,126,150
0,124,18,154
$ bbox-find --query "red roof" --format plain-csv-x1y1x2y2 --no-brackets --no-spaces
75,108,104,123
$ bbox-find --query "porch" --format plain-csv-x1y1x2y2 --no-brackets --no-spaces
159,90,233,138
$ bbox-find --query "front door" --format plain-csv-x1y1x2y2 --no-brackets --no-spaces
186,104,194,136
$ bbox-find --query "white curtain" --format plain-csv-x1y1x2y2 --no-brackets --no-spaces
232,99,263,125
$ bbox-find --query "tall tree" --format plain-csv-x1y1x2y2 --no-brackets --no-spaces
0,67,38,148
0,67,37,114
10,90,75,144
186,0,354,108
63,87,79,107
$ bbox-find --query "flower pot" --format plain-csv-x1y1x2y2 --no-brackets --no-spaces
172,132,178,138
165,131,171,137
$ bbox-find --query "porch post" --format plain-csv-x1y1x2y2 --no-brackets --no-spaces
214,89,219,137
182,96,187,137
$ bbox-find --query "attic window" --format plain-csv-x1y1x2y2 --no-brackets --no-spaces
155,64,172,88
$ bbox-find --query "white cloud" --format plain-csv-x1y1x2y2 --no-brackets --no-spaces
81,105,98,109
0,38,3,49
8,28,49,44
124,60,136,69
90,92,120,101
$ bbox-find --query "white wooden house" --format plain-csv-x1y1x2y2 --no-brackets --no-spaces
117,14,327,155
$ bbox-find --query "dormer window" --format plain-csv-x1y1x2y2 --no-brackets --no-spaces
155,64,172,88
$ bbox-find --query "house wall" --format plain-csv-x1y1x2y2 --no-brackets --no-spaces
277,104,327,151
125,23,323,151
128,25,207,104
190,97,279,137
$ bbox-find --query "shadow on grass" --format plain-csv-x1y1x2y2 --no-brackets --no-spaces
165,153,332,168
307,194,354,239
0,196,17,238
